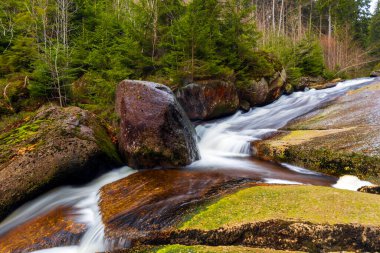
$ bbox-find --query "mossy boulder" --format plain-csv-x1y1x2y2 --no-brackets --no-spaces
0,105,121,221
115,80,200,169
253,80,380,183
176,80,240,120
238,69,287,107
116,186,380,252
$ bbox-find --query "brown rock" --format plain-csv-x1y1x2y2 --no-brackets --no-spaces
176,80,240,120
134,220,380,252
238,78,269,106
0,207,86,253
115,80,200,169
0,105,121,221
358,186,380,195
238,69,287,107
295,76,325,91
266,69,287,103
99,169,257,240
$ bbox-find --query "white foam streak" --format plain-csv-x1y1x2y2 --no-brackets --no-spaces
333,175,374,191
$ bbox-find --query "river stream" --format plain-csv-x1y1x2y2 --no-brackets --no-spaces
0,77,376,253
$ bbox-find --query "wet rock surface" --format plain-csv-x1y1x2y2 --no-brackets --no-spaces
133,220,380,252
116,80,200,169
358,185,380,195
176,80,240,120
0,105,120,221
253,80,380,183
0,207,86,253
99,169,258,240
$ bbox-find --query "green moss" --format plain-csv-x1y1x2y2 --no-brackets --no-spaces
180,186,380,230
280,147,380,183
0,118,49,163
92,122,122,164
151,245,301,253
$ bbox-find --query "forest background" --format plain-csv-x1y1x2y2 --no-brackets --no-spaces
1,0,379,120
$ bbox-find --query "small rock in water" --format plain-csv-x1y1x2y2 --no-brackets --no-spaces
358,185,380,195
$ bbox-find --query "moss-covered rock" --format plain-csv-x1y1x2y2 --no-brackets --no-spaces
127,186,380,252
237,69,287,107
0,105,121,221
254,80,380,183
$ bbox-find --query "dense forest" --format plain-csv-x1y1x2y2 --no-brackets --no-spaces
0,0,379,118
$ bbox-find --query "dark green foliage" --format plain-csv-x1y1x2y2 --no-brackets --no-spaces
0,0,374,113
295,37,325,77
287,68,303,87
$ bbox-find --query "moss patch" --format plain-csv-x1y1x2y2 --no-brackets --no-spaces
152,245,302,253
0,119,50,163
180,186,380,230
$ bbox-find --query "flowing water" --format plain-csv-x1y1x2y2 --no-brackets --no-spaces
0,77,376,253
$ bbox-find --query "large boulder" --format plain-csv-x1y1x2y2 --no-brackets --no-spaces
0,105,121,221
116,80,200,169
238,69,287,107
176,80,240,120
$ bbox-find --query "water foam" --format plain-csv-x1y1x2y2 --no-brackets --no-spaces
333,175,374,191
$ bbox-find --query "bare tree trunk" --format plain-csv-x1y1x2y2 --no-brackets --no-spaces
278,0,284,35
272,0,276,33
298,3,302,39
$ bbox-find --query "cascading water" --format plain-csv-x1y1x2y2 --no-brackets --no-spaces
190,77,375,188
0,167,135,253
0,77,376,253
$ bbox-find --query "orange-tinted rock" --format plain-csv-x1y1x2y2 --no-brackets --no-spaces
176,80,240,120
115,80,200,169
0,207,86,253
99,169,256,240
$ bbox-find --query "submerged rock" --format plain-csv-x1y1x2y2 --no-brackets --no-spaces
115,80,200,169
254,80,380,183
0,105,121,220
176,80,240,120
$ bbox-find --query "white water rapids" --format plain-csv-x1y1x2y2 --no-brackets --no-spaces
0,77,376,253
